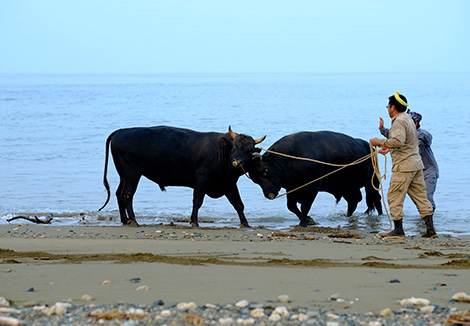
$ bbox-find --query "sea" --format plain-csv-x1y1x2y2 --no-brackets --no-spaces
1,72,469,236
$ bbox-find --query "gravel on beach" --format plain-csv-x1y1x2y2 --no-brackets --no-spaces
1,299,469,326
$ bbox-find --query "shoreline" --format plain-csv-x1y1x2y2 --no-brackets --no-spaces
1,223,470,324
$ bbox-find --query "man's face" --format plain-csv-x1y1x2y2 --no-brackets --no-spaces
387,103,395,118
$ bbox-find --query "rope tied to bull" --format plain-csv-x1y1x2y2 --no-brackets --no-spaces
258,147,374,199
256,145,393,233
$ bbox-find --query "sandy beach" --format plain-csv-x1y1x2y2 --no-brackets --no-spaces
1,222,470,324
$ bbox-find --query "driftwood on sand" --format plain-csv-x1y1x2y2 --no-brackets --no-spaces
6,215,53,224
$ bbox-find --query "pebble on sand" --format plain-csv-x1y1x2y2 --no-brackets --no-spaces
219,317,234,325
451,292,470,303
399,297,430,307
160,309,172,317
235,299,249,308
176,302,197,310
237,317,255,325
80,294,93,302
419,305,435,313
268,312,281,322
277,294,290,303
380,308,392,316
250,308,265,318
0,316,21,326
40,302,72,316
0,308,20,314
274,306,289,317
0,297,10,307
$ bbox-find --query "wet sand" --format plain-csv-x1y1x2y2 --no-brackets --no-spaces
1,223,470,314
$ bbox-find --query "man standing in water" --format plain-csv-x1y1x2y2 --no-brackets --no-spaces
379,110,439,211
370,92,436,238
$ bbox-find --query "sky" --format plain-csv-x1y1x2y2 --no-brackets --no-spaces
0,0,469,74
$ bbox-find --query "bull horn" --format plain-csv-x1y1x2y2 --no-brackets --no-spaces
228,125,237,140
254,135,266,144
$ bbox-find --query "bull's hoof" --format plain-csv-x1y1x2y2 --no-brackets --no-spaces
124,220,139,227
306,217,318,225
299,221,308,227
191,222,200,228
240,223,250,228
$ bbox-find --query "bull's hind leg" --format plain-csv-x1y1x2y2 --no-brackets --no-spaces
116,175,141,226
344,189,362,216
116,181,130,224
365,182,383,215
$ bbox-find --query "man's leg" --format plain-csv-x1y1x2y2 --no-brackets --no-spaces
424,174,437,211
408,170,436,238
379,172,410,238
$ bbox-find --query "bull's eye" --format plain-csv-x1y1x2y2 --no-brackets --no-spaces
262,168,269,177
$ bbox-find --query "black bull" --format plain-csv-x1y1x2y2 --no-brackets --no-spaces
99,126,265,227
242,131,383,227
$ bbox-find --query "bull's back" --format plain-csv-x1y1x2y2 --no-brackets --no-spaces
110,126,221,185
272,131,369,162
269,131,372,189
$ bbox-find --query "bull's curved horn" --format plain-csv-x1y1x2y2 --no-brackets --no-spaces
228,125,237,140
254,135,266,144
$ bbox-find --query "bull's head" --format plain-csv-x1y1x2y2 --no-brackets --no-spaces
247,157,282,200
228,126,266,170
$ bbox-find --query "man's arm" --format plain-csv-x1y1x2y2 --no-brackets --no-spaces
418,129,432,147
378,117,390,138
373,120,406,149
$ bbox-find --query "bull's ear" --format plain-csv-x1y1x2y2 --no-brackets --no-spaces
221,136,232,146
252,152,262,160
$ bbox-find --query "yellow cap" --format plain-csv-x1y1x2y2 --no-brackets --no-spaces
394,91,408,107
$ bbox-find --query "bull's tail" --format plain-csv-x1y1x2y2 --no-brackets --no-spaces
98,130,118,211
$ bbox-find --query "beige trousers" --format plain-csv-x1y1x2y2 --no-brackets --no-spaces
387,170,434,220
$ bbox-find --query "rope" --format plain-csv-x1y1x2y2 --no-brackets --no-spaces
259,147,367,167
257,145,394,234
258,147,371,199
369,144,393,235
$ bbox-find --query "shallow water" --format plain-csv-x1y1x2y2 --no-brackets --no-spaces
1,72,469,235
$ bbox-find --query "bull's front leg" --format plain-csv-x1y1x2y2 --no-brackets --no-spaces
190,189,205,227
287,194,317,227
225,185,249,227
286,196,307,226
300,200,317,226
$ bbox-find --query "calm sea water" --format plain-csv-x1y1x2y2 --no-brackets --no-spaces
1,73,469,235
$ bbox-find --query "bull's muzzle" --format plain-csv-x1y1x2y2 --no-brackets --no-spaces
232,160,241,168
268,193,276,200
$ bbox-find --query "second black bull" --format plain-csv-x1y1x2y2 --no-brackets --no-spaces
239,131,383,227
99,126,265,227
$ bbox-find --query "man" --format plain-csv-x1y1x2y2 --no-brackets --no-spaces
370,92,436,238
379,111,439,211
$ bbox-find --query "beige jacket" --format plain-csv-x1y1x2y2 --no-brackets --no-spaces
375,112,424,172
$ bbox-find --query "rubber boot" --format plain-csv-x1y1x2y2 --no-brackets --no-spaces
379,219,405,239
422,215,437,238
